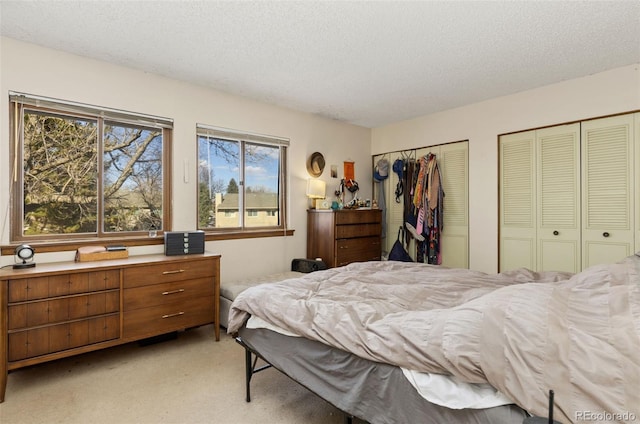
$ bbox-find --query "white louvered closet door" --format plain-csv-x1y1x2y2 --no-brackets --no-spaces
582,114,635,268
536,124,581,273
439,142,469,269
499,131,536,272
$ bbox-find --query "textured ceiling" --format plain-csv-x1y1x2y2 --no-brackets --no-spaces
1,0,639,128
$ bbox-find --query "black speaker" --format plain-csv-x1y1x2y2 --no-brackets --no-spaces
164,231,205,256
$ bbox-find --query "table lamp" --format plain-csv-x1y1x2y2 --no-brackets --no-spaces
306,178,326,209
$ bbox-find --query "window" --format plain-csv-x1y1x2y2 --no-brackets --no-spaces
9,92,172,242
197,125,288,233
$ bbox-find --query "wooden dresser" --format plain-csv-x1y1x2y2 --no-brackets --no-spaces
0,252,220,402
307,209,382,268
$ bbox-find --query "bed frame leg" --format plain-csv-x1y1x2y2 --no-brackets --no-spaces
244,343,252,402
236,336,273,403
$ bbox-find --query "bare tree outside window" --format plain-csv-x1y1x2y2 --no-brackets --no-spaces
22,111,99,235
103,123,163,232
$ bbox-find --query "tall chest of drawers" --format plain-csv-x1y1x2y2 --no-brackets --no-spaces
307,209,382,268
0,253,220,402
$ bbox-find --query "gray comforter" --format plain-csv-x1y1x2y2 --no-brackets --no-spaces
228,258,640,423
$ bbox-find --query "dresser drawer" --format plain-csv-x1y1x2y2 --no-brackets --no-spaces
335,210,381,225
335,236,381,266
8,270,120,302
8,314,120,362
8,290,119,330
123,296,214,339
335,222,381,239
123,278,213,311
123,259,214,288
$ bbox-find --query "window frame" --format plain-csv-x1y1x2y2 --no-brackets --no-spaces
196,124,290,237
8,92,173,245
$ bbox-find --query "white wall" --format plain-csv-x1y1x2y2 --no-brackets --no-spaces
372,63,640,273
4,37,638,276
0,37,372,281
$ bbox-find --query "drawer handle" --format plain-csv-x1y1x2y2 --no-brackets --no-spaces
162,289,185,295
162,269,185,275
162,311,185,319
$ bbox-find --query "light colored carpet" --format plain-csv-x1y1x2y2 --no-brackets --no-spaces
0,325,362,424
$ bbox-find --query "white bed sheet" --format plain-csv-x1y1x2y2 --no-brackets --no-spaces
246,315,513,410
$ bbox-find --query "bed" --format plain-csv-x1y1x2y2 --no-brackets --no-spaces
227,257,640,424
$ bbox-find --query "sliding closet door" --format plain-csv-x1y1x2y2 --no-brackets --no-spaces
582,114,635,268
536,124,581,273
499,131,536,271
439,142,469,268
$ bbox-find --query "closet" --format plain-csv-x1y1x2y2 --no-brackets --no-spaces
372,140,469,268
499,112,639,273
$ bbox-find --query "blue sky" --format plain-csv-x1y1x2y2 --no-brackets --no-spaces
198,137,279,194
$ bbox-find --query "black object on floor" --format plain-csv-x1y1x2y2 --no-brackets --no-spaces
138,331,178,346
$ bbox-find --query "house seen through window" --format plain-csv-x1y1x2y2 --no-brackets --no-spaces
197,125,288,232
9,92,172,242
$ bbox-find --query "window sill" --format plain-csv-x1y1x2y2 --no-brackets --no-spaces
1,236,164,256
204,228,295,241
1,229,295,256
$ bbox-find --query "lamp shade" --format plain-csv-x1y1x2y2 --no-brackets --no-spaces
306,178,326,199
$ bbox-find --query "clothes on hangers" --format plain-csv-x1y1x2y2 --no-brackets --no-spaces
405,153,444,265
